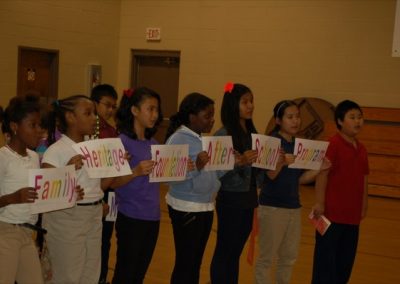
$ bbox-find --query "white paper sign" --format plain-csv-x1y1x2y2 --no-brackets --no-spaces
29,165,77,214
201,136,235,171
72,138,131,178
289,138,329,170
150,144,189,182
251,134,281,170
105,192,118,222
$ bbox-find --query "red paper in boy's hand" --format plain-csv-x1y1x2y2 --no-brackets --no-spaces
309,210,331,236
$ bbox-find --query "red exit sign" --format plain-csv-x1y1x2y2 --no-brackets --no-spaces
146,28,161,41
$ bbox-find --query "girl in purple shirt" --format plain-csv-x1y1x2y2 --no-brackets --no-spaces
111,87,163,284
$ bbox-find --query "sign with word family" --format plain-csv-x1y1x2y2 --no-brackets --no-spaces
202,136,235,171
29,165,77,214
150,144,189,182
72,138,131,178
251,134,281,170
289,138,329,170
105,192,118,222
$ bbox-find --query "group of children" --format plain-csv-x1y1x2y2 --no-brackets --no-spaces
0,82,369,284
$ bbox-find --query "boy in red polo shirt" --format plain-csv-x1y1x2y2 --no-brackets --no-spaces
311,100,369,284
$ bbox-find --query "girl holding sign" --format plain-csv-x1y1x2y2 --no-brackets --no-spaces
42,95,114,284
254,100,329,284
210,83,259,284
0,96,44,283
164,93,219,284
111,87,163,284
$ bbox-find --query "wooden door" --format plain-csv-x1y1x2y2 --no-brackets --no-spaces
17,47,59,103
131,50,180,144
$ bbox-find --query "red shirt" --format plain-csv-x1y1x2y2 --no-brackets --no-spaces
324,133,369,225
98,116,118,139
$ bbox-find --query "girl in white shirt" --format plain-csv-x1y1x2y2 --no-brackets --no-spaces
0,96,43,284
42,95,114,284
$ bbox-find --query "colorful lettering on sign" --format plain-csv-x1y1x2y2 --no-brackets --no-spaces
34,171,77,203
109,194,117,216
255,138,280,167
296,142,326,163
79,144,125,171
206,140,234,166
152,150,188,178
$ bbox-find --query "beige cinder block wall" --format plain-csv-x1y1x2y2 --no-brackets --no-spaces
0,0,120,145
0,0,120,103
117,0,400,132
0,0,399,140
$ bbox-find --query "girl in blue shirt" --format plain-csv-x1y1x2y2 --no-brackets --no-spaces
165,92,219,284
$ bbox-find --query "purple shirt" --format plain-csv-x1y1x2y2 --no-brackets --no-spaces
115,133,160,221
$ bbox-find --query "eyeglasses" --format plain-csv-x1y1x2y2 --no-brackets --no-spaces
99,101,117,110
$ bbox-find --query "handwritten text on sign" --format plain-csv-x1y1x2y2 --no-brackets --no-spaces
72,138,131,178
29,165,77,214
251,134,281,170
105,192,118,222
202,136,234,171
289,138,329,170
150,144,189,182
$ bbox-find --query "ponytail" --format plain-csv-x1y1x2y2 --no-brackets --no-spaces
164,92,214,142
46,100,59,145
46,95,90,145
165,112,185,142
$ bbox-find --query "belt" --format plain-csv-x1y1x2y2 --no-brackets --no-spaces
16,223,47,234
77,199,102,206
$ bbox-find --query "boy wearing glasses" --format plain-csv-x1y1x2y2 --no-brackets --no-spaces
90,84,118,284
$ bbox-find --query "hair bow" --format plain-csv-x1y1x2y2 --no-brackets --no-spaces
123,88,134,98
224,82,234,93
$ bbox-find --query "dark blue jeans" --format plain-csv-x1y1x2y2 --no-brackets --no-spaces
312,222,359,284
210,205,254,284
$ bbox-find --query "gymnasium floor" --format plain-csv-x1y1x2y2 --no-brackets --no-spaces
106,186,400,284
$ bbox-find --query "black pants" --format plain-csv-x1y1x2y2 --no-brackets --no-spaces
99,218,114,282
312,223,359,284
99,189,115,282
210,205,254,284
168,206,213,284
112,212,159,284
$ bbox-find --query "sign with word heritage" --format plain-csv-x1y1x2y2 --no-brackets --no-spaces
105,192,118,222
150,144,189,182
72,138,131,178
251,134,281,170
29,165,77,214
289,138,329,170
201,136,235,171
